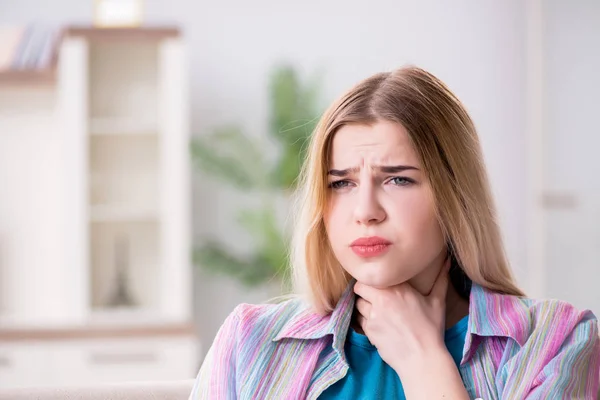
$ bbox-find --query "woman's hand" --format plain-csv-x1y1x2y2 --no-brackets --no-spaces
354,259,449,372
354,259,469,399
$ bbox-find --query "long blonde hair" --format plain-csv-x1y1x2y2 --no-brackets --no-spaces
290,66,524,315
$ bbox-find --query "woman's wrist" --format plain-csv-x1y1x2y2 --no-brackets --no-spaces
394,348,469,400
392,344,449,378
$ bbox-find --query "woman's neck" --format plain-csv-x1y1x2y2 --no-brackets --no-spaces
350,281,470,334
444,281,470,328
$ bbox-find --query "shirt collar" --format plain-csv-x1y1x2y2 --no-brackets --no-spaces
273,281,356,357
464,283,530,351
274,279,530,363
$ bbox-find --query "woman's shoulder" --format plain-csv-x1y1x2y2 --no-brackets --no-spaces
224,295,322,342
474,285,598,348
231,296,310,323
481,292,600,396
524,296,598,343
517,294,597,334
525,296,597,322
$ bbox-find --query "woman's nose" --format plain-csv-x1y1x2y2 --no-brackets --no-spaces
353,184,386,225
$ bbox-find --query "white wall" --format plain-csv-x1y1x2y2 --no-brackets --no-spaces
542,0,600,312
0,0,532,353
178,0,531,351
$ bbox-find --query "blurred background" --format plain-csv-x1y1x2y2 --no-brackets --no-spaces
0,0,598,389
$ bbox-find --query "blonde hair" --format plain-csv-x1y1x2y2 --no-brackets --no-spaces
290,66,524,315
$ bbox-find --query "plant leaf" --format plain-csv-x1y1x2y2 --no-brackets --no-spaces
190,126,270,190
193,241,281,286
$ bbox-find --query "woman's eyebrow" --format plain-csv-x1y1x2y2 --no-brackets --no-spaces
378,165,419,173
327,165,419,176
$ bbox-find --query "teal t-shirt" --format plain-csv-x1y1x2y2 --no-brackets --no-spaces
319,315,469,399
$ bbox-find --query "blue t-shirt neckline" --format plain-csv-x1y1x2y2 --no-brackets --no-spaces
347,314,469,350
319,315,470,399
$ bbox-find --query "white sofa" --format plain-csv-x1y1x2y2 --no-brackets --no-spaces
0,380,194,400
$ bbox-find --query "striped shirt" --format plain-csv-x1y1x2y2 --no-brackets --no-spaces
190,282,600,399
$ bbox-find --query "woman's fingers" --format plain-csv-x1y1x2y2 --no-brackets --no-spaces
355,297,372,319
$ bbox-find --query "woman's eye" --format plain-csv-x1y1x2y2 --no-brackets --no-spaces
389,177,415,186
328,180,351,189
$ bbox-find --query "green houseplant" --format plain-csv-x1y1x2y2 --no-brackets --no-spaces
191,65,322,288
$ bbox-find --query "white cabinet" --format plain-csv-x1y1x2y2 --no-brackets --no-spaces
51,337,198,386
0,331,199,389
0,26,198,388
0,344,50,388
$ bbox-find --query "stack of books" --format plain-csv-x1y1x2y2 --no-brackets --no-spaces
0,25,62,72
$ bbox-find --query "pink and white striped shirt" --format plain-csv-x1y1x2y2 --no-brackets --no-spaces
190,282,600,399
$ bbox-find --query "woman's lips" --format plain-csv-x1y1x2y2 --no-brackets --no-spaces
350,236,391,258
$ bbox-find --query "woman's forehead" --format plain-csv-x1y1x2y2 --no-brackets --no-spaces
329,122,420,168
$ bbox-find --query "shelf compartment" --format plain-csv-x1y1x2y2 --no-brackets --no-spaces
89,221,160,314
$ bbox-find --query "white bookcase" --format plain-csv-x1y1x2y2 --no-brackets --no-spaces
0,27,198,388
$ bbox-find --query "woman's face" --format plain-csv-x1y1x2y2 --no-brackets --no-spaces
324,121,447,291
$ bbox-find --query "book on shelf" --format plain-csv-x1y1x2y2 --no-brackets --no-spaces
0,24,61,72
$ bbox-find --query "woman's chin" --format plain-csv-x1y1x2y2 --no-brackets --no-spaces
351,268,408,289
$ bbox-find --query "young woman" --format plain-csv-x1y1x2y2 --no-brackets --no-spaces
190,66,600,399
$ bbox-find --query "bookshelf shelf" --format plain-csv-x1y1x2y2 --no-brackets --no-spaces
65,26,180,41
0,68,56,85
90,117,158,136
89,205,159,222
